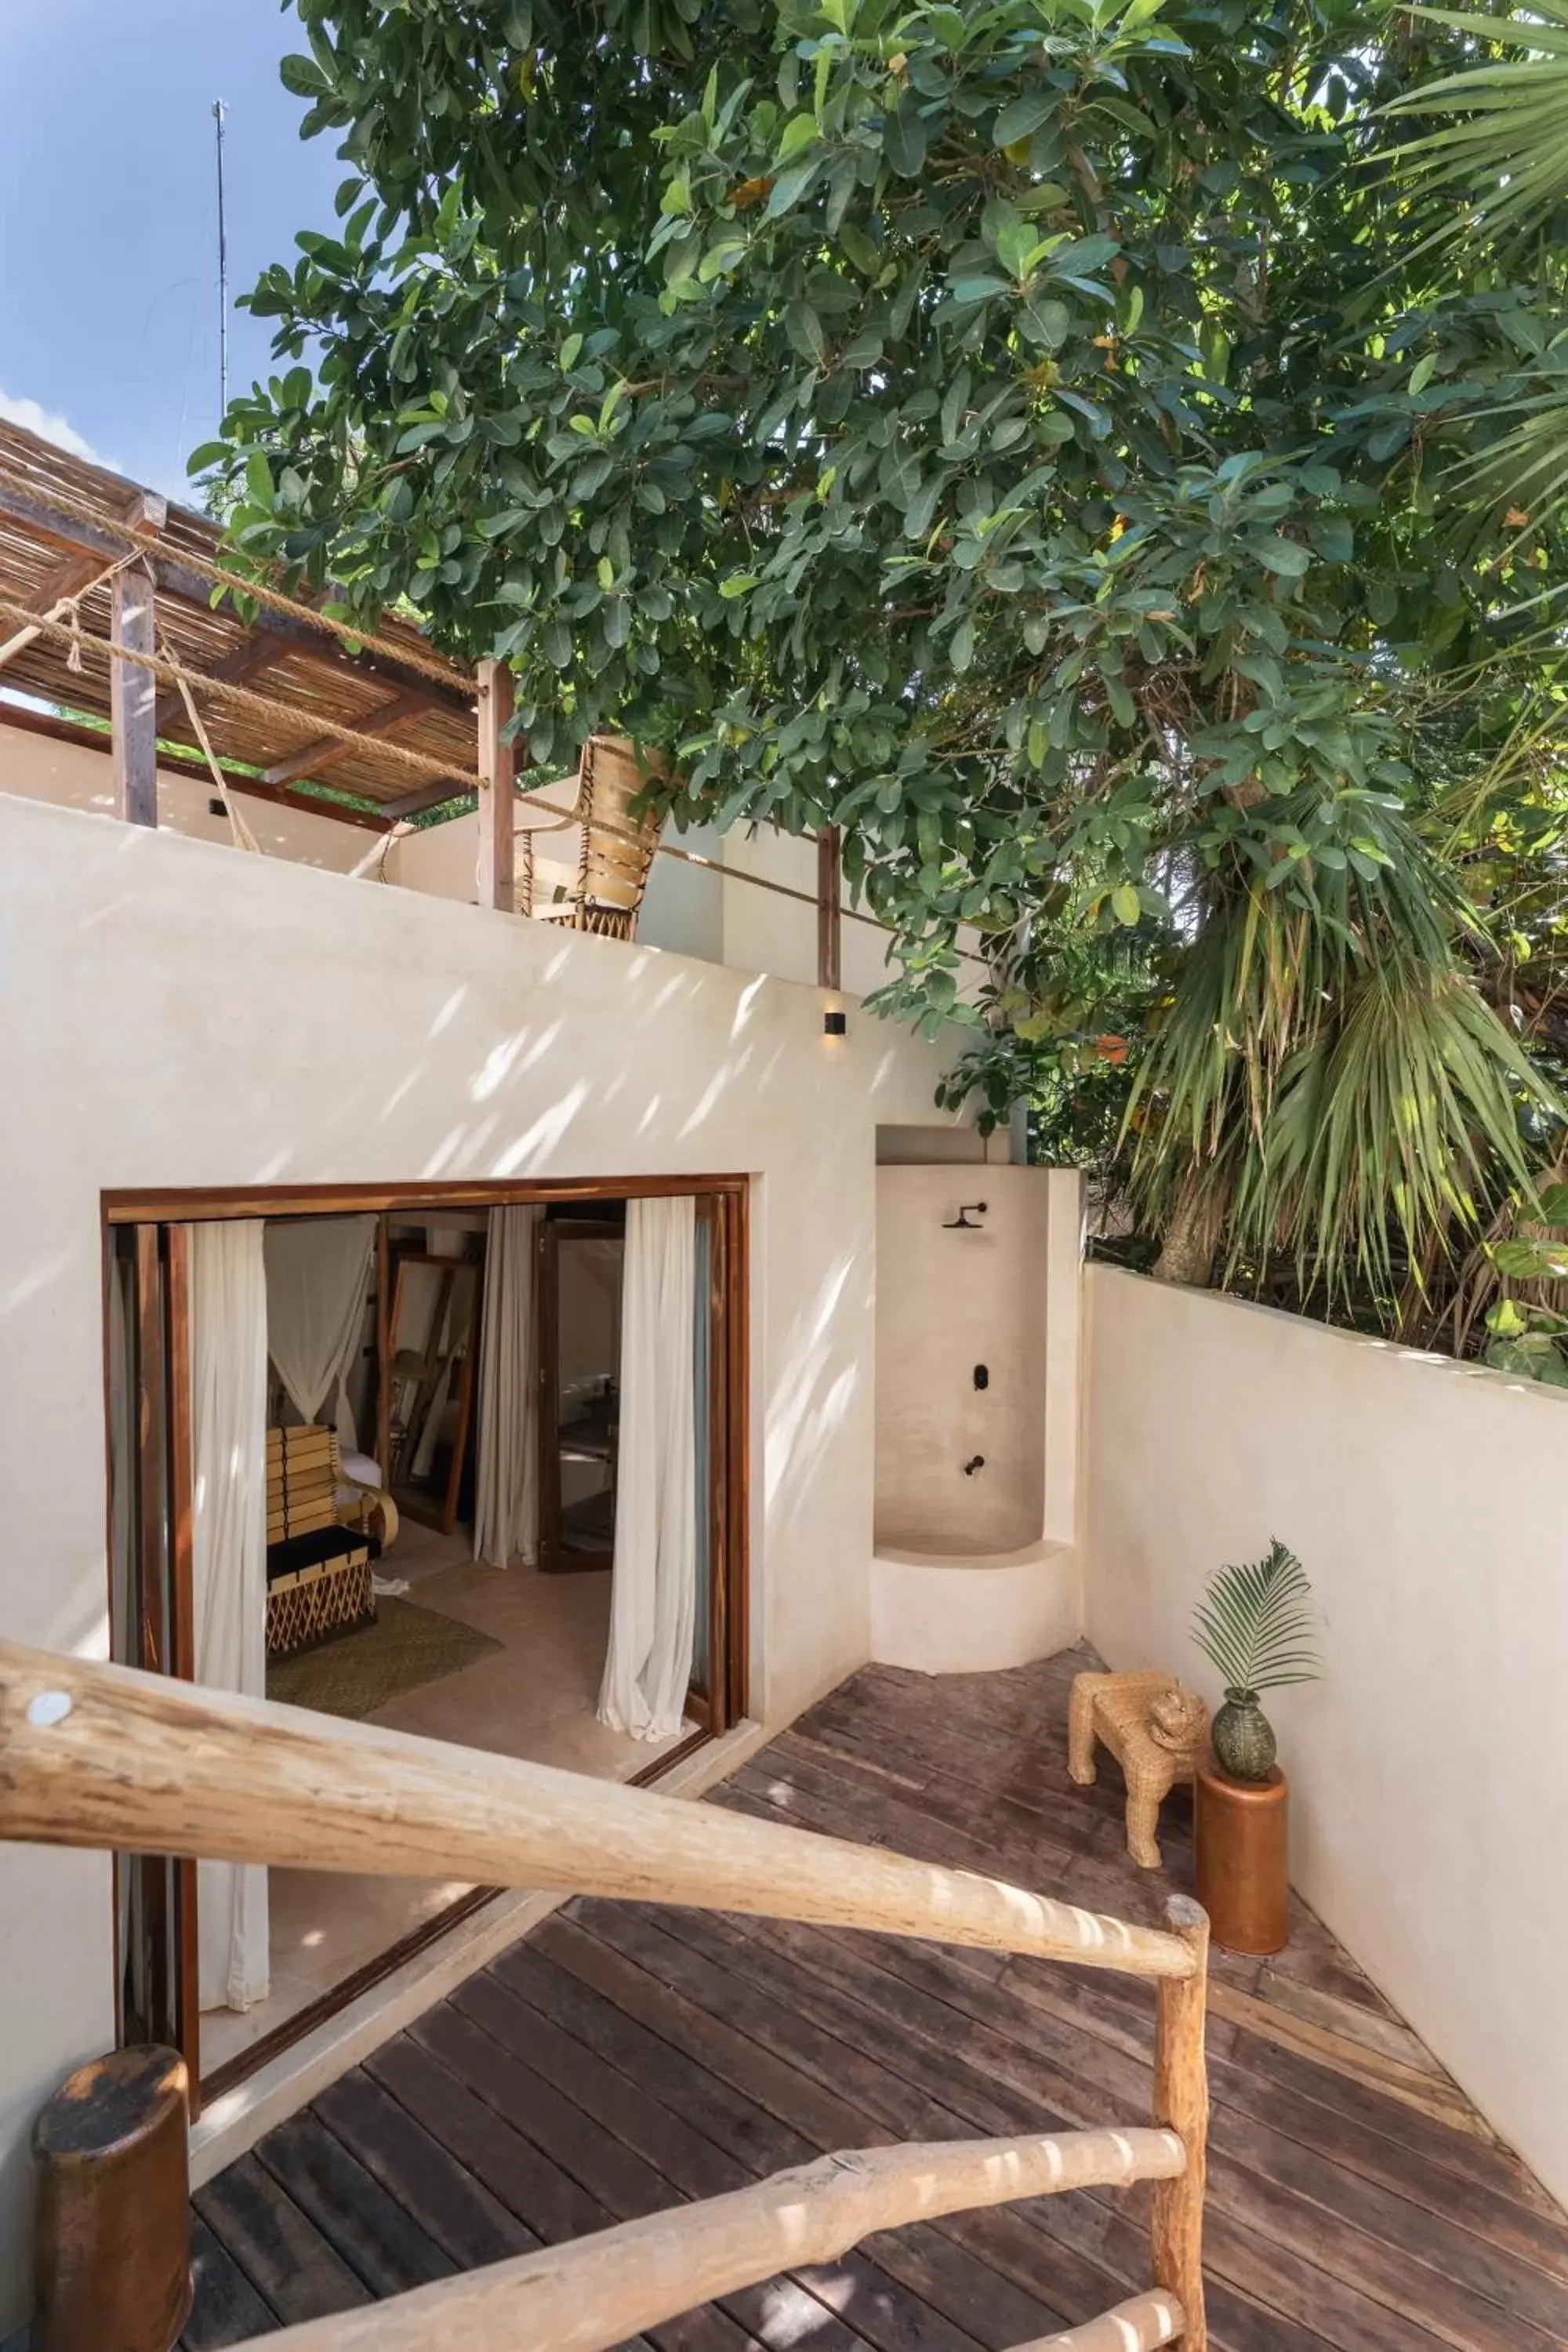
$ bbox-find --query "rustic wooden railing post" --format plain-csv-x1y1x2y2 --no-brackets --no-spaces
1150,1894,1209,2350
817,822,842,992
477,655,516,911
0,1639,1212,2352
111,558,158,826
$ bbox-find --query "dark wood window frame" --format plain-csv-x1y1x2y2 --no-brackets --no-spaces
103,1174,750,2107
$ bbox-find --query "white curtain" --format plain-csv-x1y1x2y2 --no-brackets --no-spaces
598,1196,697,1740
474,1205,543,1567
191,1221,270,2013
263,1214,376,1447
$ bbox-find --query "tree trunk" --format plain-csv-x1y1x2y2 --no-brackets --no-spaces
1153,1171,1219,1287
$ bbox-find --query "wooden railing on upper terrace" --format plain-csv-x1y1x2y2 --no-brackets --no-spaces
0,1640,1210,2352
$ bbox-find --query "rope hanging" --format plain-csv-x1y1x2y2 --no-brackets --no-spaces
349,820,413,882
0,549,140,677
158,626,264,855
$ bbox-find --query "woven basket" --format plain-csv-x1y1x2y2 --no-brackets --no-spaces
266,1553,376,1663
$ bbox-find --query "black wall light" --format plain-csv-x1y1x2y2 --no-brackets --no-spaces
823,1009,848,1036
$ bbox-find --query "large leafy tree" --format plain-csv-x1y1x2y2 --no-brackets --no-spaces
204,0,1566,1307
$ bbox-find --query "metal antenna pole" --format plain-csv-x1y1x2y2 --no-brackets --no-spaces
212,98,230,419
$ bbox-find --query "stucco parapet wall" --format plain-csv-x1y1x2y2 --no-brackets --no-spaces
0,782,949,1030
1082,1257,1568,2209
1091,1259,1568,1413
0,719,982,998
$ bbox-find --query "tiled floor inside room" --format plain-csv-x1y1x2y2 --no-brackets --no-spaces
200,1523,694,2081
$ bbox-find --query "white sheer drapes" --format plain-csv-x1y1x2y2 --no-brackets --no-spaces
598,1196,696,1740
263,1215,376,1447
473,1204,543,1567
191,1220,270,2013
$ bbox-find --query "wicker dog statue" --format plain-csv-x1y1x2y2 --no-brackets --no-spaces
1068,1670,1209,1869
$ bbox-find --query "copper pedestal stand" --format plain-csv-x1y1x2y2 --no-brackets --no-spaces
1194,1755,1290,1955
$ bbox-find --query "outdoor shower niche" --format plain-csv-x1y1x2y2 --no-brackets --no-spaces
872,1163,1082,1671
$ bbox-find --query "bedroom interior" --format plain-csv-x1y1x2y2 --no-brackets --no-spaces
104,1178,746,2105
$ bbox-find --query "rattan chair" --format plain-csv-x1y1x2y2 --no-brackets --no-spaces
263,1425,395,1661
517,734,665,941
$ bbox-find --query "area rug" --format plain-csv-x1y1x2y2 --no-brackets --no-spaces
268,1597,504,1721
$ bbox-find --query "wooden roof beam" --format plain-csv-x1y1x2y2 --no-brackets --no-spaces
34,549,114,608
373,773,476,822
0,477,474,722
263,687,427,786
151,629,292,736
0,485,165,676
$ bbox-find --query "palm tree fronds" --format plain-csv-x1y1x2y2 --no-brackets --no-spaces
1468,426,1568,543
1192,1539,1322,1697
1382,5,1568,248
1120,832,1552,1303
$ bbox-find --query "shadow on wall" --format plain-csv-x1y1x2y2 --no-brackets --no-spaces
14,823,938,1700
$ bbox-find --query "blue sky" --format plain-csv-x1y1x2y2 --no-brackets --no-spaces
0,1,343,499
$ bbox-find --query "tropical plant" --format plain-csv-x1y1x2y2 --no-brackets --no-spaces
1477,1180,1568,1381
1191,1538,1321,1701
1384,2,1568,547
203,0,1568,1308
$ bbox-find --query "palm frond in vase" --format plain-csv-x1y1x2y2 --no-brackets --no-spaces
1192,1538,1321,1698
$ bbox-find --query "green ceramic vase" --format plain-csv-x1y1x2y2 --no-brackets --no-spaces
1211,1688,1276,1781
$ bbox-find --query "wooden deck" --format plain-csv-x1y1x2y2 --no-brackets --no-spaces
184,1648,1568,2352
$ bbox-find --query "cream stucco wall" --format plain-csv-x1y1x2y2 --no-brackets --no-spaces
1082,1264,1568,2205
394,804,899,992
0,715,381,871
390,795,727,966
0,717,973,997
0,789,960,2323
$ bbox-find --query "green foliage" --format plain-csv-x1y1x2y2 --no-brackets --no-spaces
203,0,1568,1313
1481,1181,1568,1381
1483,1291,1568,1382
1192,1537,1321,1698
1384,2,1568,551
1123,865,1548,1297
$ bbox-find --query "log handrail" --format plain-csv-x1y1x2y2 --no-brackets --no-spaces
0,1642,1196,1980
1014,2292,1186,2350
0,1637,1210,2349
216,2128,1185,2352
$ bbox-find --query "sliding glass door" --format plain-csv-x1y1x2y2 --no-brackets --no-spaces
104,1175,749,2099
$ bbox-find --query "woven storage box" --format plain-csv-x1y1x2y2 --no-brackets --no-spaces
266,1547,375,1662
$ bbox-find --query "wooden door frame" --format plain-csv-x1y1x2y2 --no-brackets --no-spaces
103,1174,750,1222
102,1171,751,2095
107,1223,201,2113
717,1185,751,1730
691,1190,747,1733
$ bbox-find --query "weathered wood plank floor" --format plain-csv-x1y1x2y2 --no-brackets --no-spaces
186,1647,1568,2352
